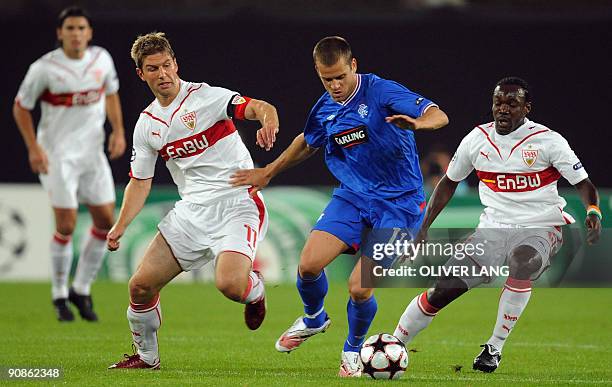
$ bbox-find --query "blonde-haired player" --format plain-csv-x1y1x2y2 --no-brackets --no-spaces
107,32,279,369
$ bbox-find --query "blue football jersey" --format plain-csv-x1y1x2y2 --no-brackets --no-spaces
303,73,437,199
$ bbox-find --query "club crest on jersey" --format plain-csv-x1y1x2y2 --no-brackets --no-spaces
180,111,197,131
358,104,369,118
522,149,538,167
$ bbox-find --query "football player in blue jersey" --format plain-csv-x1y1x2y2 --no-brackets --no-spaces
230,36,448,377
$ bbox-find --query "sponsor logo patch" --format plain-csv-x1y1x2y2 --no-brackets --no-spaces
573,162,583,170
231,95,246,105
416,97,424,105
333,125,369,148
180,111,197,131
522,149,538,167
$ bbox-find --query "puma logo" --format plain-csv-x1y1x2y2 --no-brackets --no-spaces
151,131,161,138
480,151,490,161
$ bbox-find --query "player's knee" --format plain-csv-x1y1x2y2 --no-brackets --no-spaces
128,277,155,304
298,245,326,277
215,275,244,302
427,278,468,309
349,284,374,302
509,245,542,275
56,221,76,236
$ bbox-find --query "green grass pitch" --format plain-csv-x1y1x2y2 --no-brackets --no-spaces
0,282,610,386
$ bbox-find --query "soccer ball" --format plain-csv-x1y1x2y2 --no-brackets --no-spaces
360,333,408,379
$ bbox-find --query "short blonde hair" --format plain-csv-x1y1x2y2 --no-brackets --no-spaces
130,32,175,69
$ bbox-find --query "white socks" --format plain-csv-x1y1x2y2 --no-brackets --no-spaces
241,271,264,304
127,294,162,366
394,291,439,344
51,233,73,300
72,228,109,295
487,278,532,353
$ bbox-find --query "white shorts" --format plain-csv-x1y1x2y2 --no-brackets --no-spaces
158,192,268,271
444,215,563,288
39,151,116,209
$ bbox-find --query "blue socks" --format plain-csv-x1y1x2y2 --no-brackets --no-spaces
344,296,377,352
297,271,329,328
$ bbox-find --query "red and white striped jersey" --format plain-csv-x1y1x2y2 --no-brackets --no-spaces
15,46,119,159
130,80,254,205
446,119,588,227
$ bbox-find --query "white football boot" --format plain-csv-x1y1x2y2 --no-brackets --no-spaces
338,351,363,377
275,316,332,352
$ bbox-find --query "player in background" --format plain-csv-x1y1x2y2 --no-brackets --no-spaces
12,6,127,322
231,36,449,377
107,32,279,369
393,77,601,372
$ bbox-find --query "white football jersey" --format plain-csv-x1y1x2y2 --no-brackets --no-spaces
15,46,119,159
446,119,588,227
130,80,255,205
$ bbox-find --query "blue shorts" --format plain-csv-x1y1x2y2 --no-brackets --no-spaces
312,187,426,255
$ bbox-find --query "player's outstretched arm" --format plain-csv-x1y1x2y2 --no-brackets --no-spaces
386,106,449,131
105,93,127,160
230,133,318,195
416,175,459,241
107,177,153,251
243,99,279,151
12,102,48,174
573,178,602,245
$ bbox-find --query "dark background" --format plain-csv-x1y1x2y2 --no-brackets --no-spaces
2,2,611,188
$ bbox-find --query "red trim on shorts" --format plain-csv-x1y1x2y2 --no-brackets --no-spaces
130,293,160,312
155,306,162,326
129,169,153,180
219,250,252,261
248,188,266,233
241,275,253,302
53,233,71,245
417,291,439,316
90,227,108,241
233,96,252,120
477,125,503,159
170,84,203,123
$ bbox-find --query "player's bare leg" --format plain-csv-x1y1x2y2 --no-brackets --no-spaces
69,202,115,321
394,277,468,345
475,245,541,373
275,231,346,353
215,251,266,330
337,259,376,377
109,232,182,370
50,208,78,322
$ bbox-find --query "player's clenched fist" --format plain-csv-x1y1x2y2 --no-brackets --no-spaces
107,224,125,251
